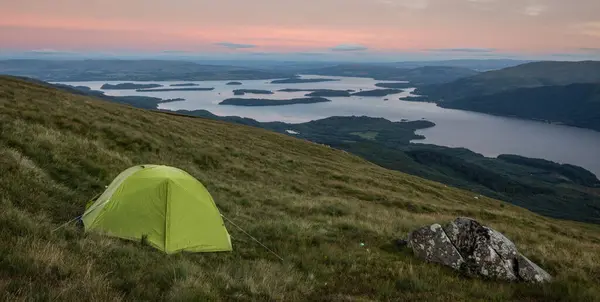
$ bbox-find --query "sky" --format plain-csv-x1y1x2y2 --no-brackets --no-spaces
1,0,600,61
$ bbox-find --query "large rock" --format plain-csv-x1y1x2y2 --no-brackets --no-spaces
406,217,551,283
408,224,464,270
517,253,552,283
442,218,517,280
443,217,517,259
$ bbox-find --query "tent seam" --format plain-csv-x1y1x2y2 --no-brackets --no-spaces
165,179,170,253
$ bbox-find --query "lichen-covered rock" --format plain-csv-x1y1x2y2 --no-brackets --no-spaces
442,217,481,256
517,253,552,283
442,217,517,280
485,227,518,260
406,217,551,283
466,236,517,280
408,224,464,270
442,217,517,259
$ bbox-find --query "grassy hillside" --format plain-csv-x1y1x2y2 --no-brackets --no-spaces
1,76,600,301
417,61,600,101
171,110,600,224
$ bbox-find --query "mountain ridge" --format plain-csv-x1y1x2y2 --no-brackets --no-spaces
416,61,600,101
0,59,292,81
306,64,479,85
439,83,600,131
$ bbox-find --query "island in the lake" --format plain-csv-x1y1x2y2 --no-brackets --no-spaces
375,82,413,89
135,87,215,92
400,95,432,102
270,78,339,84
101,83,163,90
352,89,403,97
278,88,353,97
233,89,274,96
219,97,332,106
170,83,199,87
306,90,352,97
226,81,243,85
278,88,355,92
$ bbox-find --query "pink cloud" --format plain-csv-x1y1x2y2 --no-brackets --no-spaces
1,0,599,54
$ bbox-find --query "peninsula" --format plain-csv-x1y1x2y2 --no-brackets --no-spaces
375,82,413,89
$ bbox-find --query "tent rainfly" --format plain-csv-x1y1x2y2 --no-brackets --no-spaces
82,165,232,254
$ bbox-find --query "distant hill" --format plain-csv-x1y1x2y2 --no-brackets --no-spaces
389,59,534,71
0,59,292,81
307,64,479,85
417,61,600,101
398,66,480,85
440,83,600,131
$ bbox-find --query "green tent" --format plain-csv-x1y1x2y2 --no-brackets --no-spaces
82,165,232,254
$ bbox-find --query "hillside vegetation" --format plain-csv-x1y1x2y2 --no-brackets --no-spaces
182,110,600,223
1,76,600,301
440,83,600,131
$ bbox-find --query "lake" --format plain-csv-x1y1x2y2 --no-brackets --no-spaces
59,75,600,176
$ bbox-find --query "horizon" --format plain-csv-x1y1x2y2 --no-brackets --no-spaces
2,0,600,62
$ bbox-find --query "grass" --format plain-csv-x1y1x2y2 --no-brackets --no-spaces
350,131,379,141
1,75,600,301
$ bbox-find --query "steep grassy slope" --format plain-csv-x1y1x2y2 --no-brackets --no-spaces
171,110,600,224
1,76,600,301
